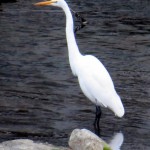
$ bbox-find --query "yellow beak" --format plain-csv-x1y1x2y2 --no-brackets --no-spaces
34,0,57,6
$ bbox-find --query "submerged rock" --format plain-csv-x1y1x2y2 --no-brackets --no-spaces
69,129,111,150
0,139,68,150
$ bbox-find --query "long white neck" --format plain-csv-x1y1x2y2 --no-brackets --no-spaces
61,1,82,75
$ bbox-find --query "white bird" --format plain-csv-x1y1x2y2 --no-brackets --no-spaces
34,0,125,126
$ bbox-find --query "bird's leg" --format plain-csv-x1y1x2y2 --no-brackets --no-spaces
94,106,102,125
94,106,102,136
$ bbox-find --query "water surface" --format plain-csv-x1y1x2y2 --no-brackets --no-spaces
0,0,150,149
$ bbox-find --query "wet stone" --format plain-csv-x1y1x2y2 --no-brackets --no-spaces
0,139,69,150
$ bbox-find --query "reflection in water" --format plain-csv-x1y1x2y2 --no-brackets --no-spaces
109,132,124,150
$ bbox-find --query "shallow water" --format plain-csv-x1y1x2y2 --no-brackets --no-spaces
0,0,150,149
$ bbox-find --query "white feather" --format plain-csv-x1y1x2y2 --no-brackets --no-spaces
35,0,125,118
55,0,124,117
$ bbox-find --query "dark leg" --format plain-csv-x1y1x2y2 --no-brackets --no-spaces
94,106,102,136
94,106,102,125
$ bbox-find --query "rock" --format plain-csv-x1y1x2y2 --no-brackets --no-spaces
0,139,68,150
69,129,111,150
0,129,112,150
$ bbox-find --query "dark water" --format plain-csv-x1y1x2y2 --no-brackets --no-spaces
0,0,150,149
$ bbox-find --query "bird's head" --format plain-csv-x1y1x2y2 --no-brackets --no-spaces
34,0,64,8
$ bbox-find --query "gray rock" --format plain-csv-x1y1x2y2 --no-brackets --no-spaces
69,129,111,150
0,129,113,150
0,139,69,150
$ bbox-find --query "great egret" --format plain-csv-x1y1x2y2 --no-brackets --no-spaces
34,0,125,126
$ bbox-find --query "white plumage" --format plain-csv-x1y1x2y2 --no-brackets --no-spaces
35,0,125,119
